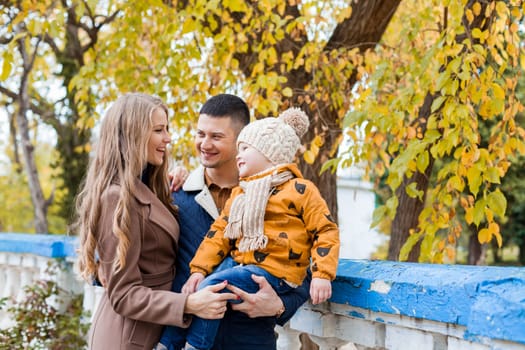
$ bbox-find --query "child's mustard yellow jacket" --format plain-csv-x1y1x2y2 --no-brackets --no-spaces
190,163,340,286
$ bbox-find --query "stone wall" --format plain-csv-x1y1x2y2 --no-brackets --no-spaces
1,233,524,350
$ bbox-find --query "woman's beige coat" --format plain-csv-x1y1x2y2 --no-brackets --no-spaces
88,180,190,350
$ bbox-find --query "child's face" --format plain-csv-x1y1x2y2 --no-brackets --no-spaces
236,142,274,178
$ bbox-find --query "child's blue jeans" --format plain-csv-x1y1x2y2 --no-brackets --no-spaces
159,257,294,350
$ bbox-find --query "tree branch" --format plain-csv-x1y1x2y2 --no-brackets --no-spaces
326,0,401,52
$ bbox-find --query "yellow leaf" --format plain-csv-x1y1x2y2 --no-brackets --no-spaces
467,166,482,196
494,231,503,247
492,83,505,100
253,62,265,75
465,9,474,23
485,208,494,222
465,207,474,224
472,28,482,39
431,95,446,113
460,196,469,209
488,222,499,235
1,53,12,81
438,239,445,251
303,150,315,164
182,18,197,34
472,2,482,16
407,159,417,172
484,167,501,184
416,150,429,173
448,175,464,192
336,6,352,22
406,182,423,200
495,2,508,17
312,135,324,147
487,190,507,218
478,228,491,244
310,143,319,154
282,87,293,97
224,0,248,13
373,133,385,146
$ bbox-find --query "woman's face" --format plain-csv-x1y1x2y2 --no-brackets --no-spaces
147,108,171,166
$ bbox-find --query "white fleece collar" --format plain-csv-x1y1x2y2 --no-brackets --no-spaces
182,165,206,192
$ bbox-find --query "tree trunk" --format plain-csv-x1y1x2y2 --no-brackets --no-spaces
388,1,492,261
0,2,117,229
519,242,525,266
490,240,502,264
467,227,483,265
388,93,435,261
231,0,401,220
17,38,49,233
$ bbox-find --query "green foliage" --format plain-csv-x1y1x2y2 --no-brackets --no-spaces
0,142,66,233
337,1,525,262
3,0,525,262
0,262,89,350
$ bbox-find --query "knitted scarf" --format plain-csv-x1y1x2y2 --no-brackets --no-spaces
225,170,294,252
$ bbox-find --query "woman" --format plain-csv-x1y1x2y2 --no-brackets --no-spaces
73,93,234,350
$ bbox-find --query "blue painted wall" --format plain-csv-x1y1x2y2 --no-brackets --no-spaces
1,233,524,345
332,259,525,345
0,232,78,258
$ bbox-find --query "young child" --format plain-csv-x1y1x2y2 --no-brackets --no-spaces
181,107,340,350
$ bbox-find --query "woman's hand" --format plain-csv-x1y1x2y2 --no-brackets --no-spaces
182,272,205,293
184,281,236,319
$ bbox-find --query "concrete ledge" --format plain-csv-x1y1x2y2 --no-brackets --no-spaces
331,259,525,345
1,234,524,347
0,233,78,258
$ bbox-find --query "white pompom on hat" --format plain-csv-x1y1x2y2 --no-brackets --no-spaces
237,107,310,165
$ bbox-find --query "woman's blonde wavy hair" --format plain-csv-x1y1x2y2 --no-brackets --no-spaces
72,93,176,282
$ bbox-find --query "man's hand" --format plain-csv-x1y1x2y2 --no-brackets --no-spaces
169,165,189,192
226,274,284,318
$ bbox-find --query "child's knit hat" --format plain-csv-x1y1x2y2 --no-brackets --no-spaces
237,107,310,165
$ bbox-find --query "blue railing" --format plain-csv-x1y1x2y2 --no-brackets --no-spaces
332,259,525,345
0,232,78,258
1,233,524,349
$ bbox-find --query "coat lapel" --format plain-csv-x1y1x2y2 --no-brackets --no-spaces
134,180,179,241
182,166,220,219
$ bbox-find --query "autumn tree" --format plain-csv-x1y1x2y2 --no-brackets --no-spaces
2,0,524,266
72,0,525,263
338,0,525,262
0,0,118,232
72,0,403,223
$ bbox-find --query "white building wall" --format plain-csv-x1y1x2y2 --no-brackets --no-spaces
337,177,387,259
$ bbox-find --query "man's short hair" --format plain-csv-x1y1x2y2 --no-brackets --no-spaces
199,94,250,127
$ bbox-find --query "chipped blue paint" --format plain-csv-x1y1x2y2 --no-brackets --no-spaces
331,259,525,345
348,310,365,319
0,233,78,258
1,235,524,345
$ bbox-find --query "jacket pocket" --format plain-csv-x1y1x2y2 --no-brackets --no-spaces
127,319,148,348
142,266,176,288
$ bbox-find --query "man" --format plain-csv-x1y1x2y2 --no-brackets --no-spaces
160,94,310,350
